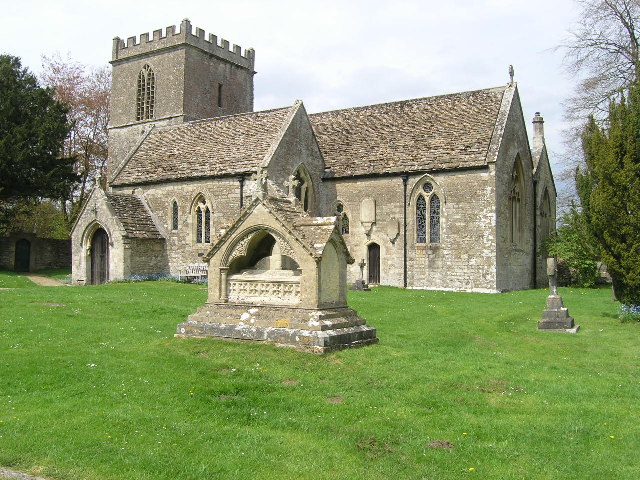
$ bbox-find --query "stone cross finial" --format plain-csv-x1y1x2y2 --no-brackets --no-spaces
359,259,366,282
547,257,558,296
509,65,514,84
284,174,300,198
254,168,268,200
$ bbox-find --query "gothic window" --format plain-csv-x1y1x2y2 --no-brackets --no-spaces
292,166,312,213
416,195,427,243
429,194,440,243
193,196,212,244
336,202,349,235
204,207,211,243
171,201,178,230
509,160,524,244
415,181,441,244
196,206,203,243
540,188,552,253
136,64,155,121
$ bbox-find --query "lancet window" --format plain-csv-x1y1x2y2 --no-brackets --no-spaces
416,181,441,244
171,201,179,230
336,202,350,235
136,64,155,121
510,159,524,244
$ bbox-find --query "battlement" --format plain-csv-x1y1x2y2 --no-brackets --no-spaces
111,19,255,71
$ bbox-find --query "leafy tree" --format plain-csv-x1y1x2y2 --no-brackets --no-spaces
561,0,640,121
578,81,640,305
546,207,601,287
40,54,110,225
0,55,77,230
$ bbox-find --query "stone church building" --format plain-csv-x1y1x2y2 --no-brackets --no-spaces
71,19,556,292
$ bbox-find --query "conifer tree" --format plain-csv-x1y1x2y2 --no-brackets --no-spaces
0,55,77,203
578,81,640,305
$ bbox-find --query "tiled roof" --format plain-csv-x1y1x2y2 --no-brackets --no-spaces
111,106,294,186
309,86,508,177
106,193,163,239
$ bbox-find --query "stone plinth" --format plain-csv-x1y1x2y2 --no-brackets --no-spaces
176,303,378,353
538,295,579,332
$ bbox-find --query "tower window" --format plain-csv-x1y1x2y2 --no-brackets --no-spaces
218,83,223,108
136,64,155,121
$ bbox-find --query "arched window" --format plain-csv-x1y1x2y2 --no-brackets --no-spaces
416,181,441,244
510,159,524,244
336,202,349,235
136,64,155,121
291,166,312,213
171,201,179,230
540,188,552,253
193,195,212,244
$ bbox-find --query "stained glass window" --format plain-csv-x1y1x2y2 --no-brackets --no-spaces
416,195,427,243
171,201,178,230
136,65,155,121
204,207,211,243
429,194,440,243
196,206,203,243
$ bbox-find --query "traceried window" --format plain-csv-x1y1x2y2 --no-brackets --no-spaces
416,181,441,244
510,159,524,244
171,201,179,230
539,188,552,254
136,64,155,121
193,196,212,244
336,202,349,235
204,207,211,243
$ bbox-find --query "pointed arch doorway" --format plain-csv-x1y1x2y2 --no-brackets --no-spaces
367,242,380,285
90,228,109,285
14,239,31,272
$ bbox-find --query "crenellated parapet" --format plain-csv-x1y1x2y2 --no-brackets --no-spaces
111,18,255,71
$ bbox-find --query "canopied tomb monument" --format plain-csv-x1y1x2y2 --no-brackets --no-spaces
176,191,378,353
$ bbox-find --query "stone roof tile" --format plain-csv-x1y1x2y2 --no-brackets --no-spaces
309,86,508,177
112,106,294,186
106,193,163,238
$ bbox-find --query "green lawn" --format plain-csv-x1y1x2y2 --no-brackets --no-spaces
0,273,638,479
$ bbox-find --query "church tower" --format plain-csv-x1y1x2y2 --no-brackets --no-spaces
107,19,256,178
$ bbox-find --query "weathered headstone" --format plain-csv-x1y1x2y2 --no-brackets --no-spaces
538,257,580,333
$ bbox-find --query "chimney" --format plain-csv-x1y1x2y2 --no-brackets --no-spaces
533,112,545,151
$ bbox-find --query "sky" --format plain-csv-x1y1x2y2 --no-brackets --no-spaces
3,0,580,196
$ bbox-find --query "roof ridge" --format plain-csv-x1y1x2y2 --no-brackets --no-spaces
309,84,509,117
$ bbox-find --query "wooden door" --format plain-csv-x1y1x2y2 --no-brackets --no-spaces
368,243,380,284
14,239,31,272
90,228,109,285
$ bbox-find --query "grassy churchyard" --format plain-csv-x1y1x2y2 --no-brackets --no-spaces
0,270,638,479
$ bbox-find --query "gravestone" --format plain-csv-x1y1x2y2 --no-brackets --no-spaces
538,257,580,333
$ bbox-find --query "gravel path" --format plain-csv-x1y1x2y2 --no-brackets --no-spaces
25,275,65,287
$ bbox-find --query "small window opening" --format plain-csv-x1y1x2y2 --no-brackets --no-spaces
217,83,223,108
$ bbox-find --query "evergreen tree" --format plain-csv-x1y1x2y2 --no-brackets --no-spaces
578,81,640,305
0,55,77,210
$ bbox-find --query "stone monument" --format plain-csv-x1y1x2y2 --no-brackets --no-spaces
538,257,579,332
176,196,378,353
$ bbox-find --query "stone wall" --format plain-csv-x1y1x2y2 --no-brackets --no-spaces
128,238,169,276
115,177,253,276
0,233,71,271
326,168,499,292
494,89,536,291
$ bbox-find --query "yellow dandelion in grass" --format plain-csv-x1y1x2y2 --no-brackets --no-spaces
469,467,475,471
462,432,468,435
610,435,615,439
